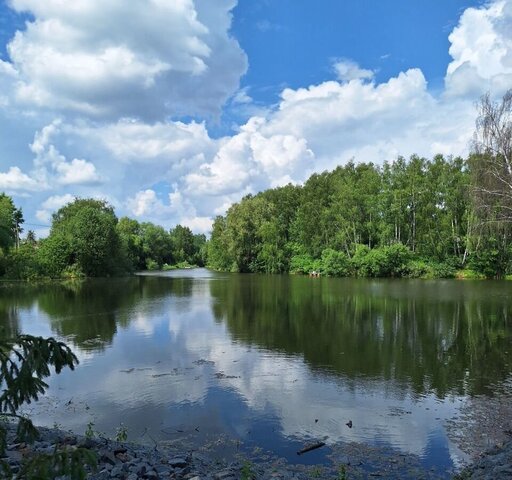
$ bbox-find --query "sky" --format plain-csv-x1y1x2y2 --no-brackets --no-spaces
0,0,511,237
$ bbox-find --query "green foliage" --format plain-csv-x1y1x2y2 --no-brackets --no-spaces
208,216,233,271
337,464,348,480
208,155,478,277
169,224,194,263
0,335,78,415
321,248,351,276
457,269,486,279
407,260,456,279
53,199,122,277
117,217,145,271
4,243,41,280
0,334,95,479
467,235,512,278
115,423,128,442
13,447,96,480
351,243,412,277
240,460,256,480
146,258,159,271
290,253,321,274
85,421,96,439
140,222,173,269
0,193,17,252
37,233,73,278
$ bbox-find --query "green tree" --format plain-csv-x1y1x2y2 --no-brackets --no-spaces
0,193,18,253
471,89,512,223
208,216,233,271
44,198,122,277
169,224,195,263
140,222,173,268
117,217,144,271
0,335,95,478
468,90,512,276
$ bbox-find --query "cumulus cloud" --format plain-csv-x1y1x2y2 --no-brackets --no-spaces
1,0,512,234
445,0,512,97
3,0,247,120
333,59,375,82
0,166,41,192
126,188,211,233
30,121,103,186
36,193,75,223
127,189,164,218
79,119,215,166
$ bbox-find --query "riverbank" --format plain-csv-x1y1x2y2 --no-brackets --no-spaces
1,422,467,479
454,439,512,479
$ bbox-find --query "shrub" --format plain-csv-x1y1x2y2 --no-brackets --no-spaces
407,259,430,278
290,254,321,274
320,248,351,276
5,244,41,280
145,258,159,271
61,263,85,279
351,243,413,277
408,259,456,279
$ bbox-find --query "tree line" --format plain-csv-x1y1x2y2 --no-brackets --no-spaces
0,196,207,280
1,90,510,280
208,90,512,279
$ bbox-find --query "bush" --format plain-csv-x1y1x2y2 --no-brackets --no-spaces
456,269,486,279
145,258,159,271
429,261,456,278
466,241,511,278
5,245,41,280
61,263,85,279
320,248,351,276
290,254,321,274
408,259,456,279
407,259,430,278
161,263,177,271
351,243,413,277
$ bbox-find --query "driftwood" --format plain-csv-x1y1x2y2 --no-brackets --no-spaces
296,441,326,455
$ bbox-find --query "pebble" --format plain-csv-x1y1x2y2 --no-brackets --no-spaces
455,440,512,479
2,422,509,479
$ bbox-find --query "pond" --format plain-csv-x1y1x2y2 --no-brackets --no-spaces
1,270,511,477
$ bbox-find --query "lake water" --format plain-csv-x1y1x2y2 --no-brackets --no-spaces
1,270,511,476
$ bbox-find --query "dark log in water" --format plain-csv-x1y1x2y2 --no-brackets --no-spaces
296,441,326,455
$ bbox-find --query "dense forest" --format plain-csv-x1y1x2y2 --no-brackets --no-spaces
0,196,207,280
208,90,512,279
0,90,511,280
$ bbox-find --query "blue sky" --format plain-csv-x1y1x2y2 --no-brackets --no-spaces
0,0,510,234
232,1,475,95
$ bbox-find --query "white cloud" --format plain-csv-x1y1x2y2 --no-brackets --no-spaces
81,119,214,165
54,158,102,186
231,87,253,105
126,188,212,233
333,59,375,82
2,0,247,120
1,0,512,235
29,120,103,186
36,193,75,223
127,189,164,218
0,166,41,191
445,0,512,97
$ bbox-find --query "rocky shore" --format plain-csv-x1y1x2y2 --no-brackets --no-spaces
1,423,334,480
2,422,511,479
453,440,512,479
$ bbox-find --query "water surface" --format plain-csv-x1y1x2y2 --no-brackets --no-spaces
1,270,511,476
